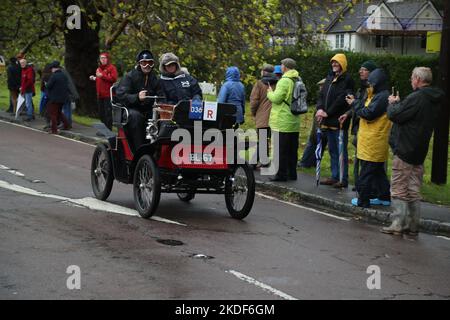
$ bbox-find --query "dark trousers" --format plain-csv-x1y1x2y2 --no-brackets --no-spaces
8,89,18,113
48,102,69,133
356,160,391,206
256,127,271,165
98,98,113,130
276,132,299,179
126,109,146,151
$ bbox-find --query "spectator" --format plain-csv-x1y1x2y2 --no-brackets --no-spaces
267,58,301,181
273,65,282,80
298,78,328,168
6,57,21,114
347,68,392,208
340,60,377,190
90,52,118,130
39,63,52,129
159,52,202,104
316,53,354,188
19,57,36,121
46,61,70,134
250,63,278,169
116,49,164,150
382,67,444,237
217,66,245,125
61,67,79,129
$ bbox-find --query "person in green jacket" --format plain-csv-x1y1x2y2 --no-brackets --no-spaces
267,58,301,181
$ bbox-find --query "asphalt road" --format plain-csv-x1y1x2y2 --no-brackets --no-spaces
0,120,449,300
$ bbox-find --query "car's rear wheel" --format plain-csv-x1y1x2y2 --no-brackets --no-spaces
133,155,161,218
91,144,114,200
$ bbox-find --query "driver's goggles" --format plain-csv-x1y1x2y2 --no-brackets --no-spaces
139,59,154,68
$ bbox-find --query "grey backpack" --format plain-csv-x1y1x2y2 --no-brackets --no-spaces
284,77,308,115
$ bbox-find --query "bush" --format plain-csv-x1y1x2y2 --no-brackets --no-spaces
260,49,440,104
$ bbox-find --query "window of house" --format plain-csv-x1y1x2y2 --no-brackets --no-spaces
375,35,389,48
335,34,344,49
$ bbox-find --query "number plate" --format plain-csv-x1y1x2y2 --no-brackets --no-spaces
189,153,213,163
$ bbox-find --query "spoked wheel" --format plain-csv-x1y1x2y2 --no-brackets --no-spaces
225,164,255,219
177,192,195,202
133,155,161,218
91,144,114,200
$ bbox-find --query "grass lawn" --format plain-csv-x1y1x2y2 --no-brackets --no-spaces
1,75,448,206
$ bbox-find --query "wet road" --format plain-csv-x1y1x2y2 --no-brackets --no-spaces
1,120,449,300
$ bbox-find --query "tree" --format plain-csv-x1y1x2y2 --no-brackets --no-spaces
431,0,449,184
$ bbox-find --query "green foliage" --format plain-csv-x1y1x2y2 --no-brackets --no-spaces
259,49,440,104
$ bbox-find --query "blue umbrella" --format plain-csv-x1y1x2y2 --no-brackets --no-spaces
315,126,322,187
338,124,344,183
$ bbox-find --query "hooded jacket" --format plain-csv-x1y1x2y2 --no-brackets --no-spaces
96,53,118,99
20,64,35,95
159,52,202,104
388,85,444,165
46,69,70,104
267,69,301,133
250,72,278,129
116,65,164,109
317,54,354,130
217,67,246,124
355,69,392,162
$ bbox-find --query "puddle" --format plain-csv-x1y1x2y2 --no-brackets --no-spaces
156,239,184,246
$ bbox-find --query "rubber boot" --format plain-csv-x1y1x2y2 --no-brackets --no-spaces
405,200,420,237
381,199,408,235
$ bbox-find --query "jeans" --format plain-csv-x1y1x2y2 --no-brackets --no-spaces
62,101,72,126
326,129,348,184
24,92,34,119
39,91,48,115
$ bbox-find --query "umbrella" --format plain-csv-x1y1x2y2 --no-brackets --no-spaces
315,126,322,187
338,124,344,183
15,94,25,120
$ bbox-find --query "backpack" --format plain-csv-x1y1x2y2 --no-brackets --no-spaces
284,77,308,115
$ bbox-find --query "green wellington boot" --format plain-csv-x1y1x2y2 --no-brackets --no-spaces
381,199,408,236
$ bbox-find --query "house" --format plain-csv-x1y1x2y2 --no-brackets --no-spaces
324,0,443,55
273,0,443,55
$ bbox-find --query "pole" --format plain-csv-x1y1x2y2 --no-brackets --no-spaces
431,1,449,184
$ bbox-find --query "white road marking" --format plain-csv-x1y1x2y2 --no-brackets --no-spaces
436,236,450,241
0,119,95,148
226,270,298,300
0,179,186,226
256,192,351,222
0,165,10,170
7,170,25,177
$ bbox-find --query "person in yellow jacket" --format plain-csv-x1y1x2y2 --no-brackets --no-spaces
267,58,301,181
316,53,354,188
346,68,392,208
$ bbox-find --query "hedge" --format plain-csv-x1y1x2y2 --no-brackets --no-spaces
258,49,440,104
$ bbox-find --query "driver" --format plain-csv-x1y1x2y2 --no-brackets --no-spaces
116,49,164,150
159,52,202,104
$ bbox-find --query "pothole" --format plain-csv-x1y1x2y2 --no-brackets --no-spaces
156,239,184,246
